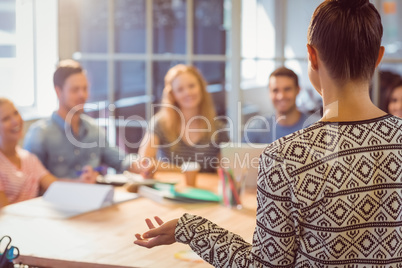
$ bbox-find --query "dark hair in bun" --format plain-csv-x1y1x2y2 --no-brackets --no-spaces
308,0,382,84
336,0,369,9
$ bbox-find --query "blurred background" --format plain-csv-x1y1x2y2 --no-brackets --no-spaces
0,0,401,152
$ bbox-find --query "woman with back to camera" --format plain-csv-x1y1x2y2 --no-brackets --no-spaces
134,0,402,266
134,64,229,178
0,98,97,208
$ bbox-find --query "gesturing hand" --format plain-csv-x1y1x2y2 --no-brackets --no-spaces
134,216,179,248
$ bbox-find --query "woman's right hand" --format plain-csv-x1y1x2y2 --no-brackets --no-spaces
134,216,178,248
130,157,156,178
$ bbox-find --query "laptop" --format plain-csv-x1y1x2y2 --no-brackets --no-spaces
219,143,267,188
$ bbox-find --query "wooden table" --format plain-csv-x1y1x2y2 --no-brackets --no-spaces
0,172,257,268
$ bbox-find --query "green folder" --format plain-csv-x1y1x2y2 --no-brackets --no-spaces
153,183,221,203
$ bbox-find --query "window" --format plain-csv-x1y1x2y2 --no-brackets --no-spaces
0,0,58,118
241,0,322,120
0,0,57,119
0,0,34,107
59,0,231,153
240,0,402,120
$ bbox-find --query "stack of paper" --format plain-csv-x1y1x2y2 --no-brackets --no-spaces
4,182,138,219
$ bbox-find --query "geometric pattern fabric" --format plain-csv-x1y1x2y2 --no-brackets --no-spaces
175,115,402,267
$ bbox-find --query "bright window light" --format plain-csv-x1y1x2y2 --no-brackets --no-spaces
0,0,57,118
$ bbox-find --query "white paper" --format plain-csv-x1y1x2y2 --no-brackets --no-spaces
138,185,169,203
98,174,129,184
3,184,139,219
97,171,157,185
43,182,114,212
113,191,139,204
4,198,82,218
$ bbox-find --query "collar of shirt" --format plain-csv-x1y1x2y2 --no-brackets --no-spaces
272,113,308,129
51,112,88,139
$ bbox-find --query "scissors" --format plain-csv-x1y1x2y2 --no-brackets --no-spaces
0,235,20,265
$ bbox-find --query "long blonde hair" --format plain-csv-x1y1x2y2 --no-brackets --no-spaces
0,97,11,106
154,64,217,144
0,98,13,117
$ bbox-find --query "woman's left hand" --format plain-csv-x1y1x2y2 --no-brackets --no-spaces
134,216,178,248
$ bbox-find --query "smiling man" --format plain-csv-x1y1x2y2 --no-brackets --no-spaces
243,67,320,144
23,60,131,179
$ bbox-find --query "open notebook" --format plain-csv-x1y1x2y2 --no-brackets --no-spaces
3,182,138,219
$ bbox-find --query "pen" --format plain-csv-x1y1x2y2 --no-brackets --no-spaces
76,166,104,176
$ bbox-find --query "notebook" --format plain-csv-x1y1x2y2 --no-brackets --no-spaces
219,142,267,188
138,183,221,203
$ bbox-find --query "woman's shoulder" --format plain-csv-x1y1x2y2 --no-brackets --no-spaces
212,119,230,142
262,122,323,157
214,118,228,130
16,147,32,158
149,114,164,132
16,147,42,163
262,114,402,162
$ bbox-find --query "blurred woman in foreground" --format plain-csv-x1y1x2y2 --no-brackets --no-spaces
0,98,97,208
382,77,402,118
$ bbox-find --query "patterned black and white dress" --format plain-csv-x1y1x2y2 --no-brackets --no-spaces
175,114,402,267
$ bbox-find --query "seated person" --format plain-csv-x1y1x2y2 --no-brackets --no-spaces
381,77,402,118
24,60,132,179
135,64,229,177
0,98,97,208
243,67,320,144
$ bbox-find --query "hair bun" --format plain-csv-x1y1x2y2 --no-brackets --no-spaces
336,0,369,9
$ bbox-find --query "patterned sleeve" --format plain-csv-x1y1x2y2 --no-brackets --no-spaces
175,213,255,267
174,151,299,267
